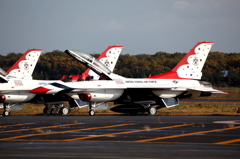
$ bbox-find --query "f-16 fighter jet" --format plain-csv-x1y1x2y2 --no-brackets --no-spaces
29,42,227,116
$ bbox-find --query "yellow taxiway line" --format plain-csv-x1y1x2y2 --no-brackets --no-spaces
0,123,134,141
215,138,240,145
0,122,84,133
135,125,240,142
64,123,193,141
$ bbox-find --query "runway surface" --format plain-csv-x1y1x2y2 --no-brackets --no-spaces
0,115,239,159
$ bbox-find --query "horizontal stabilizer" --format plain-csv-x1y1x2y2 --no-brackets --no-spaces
190,87,228,95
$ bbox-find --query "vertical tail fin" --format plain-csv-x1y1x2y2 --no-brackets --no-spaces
172,42,213,79
147,42,213,80
84,46,123,80
6,49,42,79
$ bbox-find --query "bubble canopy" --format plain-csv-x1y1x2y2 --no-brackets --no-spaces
64,49,111,75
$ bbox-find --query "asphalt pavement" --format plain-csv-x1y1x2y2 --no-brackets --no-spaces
0,115,239,159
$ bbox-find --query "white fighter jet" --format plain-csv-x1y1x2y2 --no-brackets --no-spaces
42,46,123,115
0,49,42,115
0,46,123,116
29,42,227,116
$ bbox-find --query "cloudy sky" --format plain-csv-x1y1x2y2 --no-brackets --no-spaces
0,0,240,55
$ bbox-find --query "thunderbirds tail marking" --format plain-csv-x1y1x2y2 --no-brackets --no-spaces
81,46,123,80
6,49,42,79
147,42,213,80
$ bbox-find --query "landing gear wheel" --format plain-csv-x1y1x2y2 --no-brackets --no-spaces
3,111,10,116
61,107,69,115
43,106,52,115
148,106,157,115
89,109,95,116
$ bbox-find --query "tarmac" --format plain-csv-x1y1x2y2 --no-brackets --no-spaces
0,115,239,158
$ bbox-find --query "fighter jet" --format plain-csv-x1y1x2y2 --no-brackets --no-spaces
29,42,227,116
42,46,123,115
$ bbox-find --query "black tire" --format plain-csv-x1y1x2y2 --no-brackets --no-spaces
3,111,10,116
89,109,95,116
61,107,69,115
148,106,157,115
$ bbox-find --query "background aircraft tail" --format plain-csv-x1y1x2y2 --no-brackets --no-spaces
62,46,123,81
147,42,214,80
6,49,42,79
85,46,123,80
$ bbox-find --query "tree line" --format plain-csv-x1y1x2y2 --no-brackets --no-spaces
1,50,240,87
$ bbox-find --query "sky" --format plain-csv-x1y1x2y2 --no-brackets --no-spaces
0,0,240,55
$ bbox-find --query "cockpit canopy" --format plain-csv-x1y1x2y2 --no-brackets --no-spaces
64,49,111,75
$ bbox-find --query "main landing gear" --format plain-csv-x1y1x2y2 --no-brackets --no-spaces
43,104,69,116
142,103,158,116
89,109,95,116
88,102,108,116
88,102,97,116
148,106,157,115
128,105,157,116
2,103,22,116
3,110,10,116
3,104,11,116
